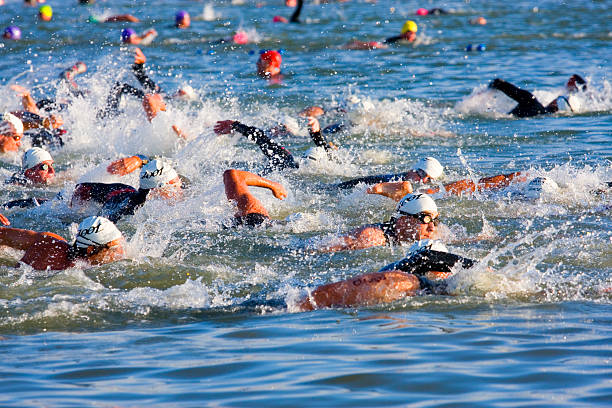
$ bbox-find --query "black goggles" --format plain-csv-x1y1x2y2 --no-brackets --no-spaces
409,212,440,226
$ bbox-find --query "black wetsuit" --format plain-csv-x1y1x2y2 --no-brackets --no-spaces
374,221,399,246
379,249,476,294
231,122,299,172
290,0,304,23
489,78,558,118
72,182,149,222
336,171,416,190
99,62,162,118
15,111,66,149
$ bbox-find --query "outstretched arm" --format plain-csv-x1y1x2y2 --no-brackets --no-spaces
0,227,43,251
423,171,526,196
298,270,419,310
223,169,287,217
489,78,537,105
131,48,161,93
366,181,413,201
11,85,40,115
318,225,388,253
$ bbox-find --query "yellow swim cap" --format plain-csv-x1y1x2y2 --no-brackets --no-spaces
39,5,53,18
401,20,418,34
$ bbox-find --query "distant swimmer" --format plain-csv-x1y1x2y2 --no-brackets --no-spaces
469,16,487,25
317,192,441,253
297,239,476,310
121,28,157,45
5,147,55,186
88,14,140,23
416,8,448,16
223,169,287,227
38,5,52,21
175,10,190,28
343,20,418,50
272,0,303,23
0,216,124,271
2,25,21,40
488,74,587,117
257,50,282,78
336,157,444,190
0,113,24,154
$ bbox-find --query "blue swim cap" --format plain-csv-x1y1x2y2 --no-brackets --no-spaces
3,26,22,40
121,28,136,43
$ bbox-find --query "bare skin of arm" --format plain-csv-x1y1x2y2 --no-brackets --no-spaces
0,227,46,251
11,85,40,115
105,14,140,23
423,172,527,196
319,225,389,253
223,169,287,218
298,270,420,310
366,181,413,201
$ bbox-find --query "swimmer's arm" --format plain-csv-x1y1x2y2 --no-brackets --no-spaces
105,14,140,23
438,171,527,196
289,0,303,23
489,79,536,104
308,117,336,151
383,35,402,44
172,125,189,140
298,270,419,310
0,227,45,250
366,181,413,201
2,198,48,209
319,226,388,253
11,86,40,115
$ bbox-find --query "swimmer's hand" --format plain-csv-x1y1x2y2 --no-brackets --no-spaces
172,125,189,140
0,213,9,226
214,120,236,135
367,181,413,201
10,85,30,97
142,93,166,122
307,117,320,133
299,106,325,118
134,48,146,65
107,156,144,176
270,182,287,200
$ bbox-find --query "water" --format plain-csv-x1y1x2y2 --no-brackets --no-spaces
1,0,611,406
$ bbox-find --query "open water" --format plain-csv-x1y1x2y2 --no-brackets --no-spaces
0,0,611,406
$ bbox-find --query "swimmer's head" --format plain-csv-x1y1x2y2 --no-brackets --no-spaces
469,16,487,25
3,26,22,40
173,85,197,100
273,15,289,23
1,112,24,136
304,146,328,162
413,157,444,181
401,20,418,34
121,28,136,43
566,74,587,93
257,50,282,77
39,5,52,21
285,0,297,6
392,193,439,241
233,30,249,45
22,147,55,184
139,159,182,199
394,193,438,218
524,177,560,199
175,10,191,29
74,216,124,264
416,8,429,16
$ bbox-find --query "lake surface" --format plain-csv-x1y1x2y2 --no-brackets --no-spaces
1,0,611,406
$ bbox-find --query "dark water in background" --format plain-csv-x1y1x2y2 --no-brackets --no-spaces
1,0,611,406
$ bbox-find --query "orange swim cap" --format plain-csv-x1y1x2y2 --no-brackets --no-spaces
259,50,282,68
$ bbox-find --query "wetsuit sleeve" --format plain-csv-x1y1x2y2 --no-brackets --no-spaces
309,129,333,151
289,0,303,23
100,189,147,223
99,82,146,118
488,78,547,117
2,198,48,209
231,122,299,171
383,35,402,44
335,172,409,189
131,63,161,94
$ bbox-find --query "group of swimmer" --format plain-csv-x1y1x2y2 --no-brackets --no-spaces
1,1,606,311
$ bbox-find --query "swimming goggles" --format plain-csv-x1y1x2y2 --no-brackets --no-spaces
409,212,440,226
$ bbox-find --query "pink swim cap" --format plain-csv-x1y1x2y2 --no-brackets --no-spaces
233,31,248,45
416,8,429,16
273,16,288,23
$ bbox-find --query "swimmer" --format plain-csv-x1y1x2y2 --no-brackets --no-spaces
318,192,441,252
416,8,448,16
0,216,124,271
141,93,188,139
121,28,157,45
223,169,287,227
257,50,282,78
298,239,476,310
175,10,190,28
488,75,587,117
88,14,140,23
38,5,52,21
469,16,487,25
0,113,24,154
384,20,418,44
3,26,21,40
336,157,444,190
5,147,55,186
273,0,303,23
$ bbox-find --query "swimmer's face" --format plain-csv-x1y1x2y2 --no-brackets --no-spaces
87,238,125,266
402,31,417,42
406,169,431,184
176,14,191,29
257,58,281,78
149,177,183,201
0,131,22,153
24,160,55,184
394,211,439,242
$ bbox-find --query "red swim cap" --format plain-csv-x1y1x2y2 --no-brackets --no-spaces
259,50,282,68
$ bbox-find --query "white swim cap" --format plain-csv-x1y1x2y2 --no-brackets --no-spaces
139,159,179,190
75,216,122,249
1,112,24,135
413,157,444,179
304,146,328,162
22,147,53,170
395,193,438,217
525,177,560,199
406,239,448,255
176,85,197,100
